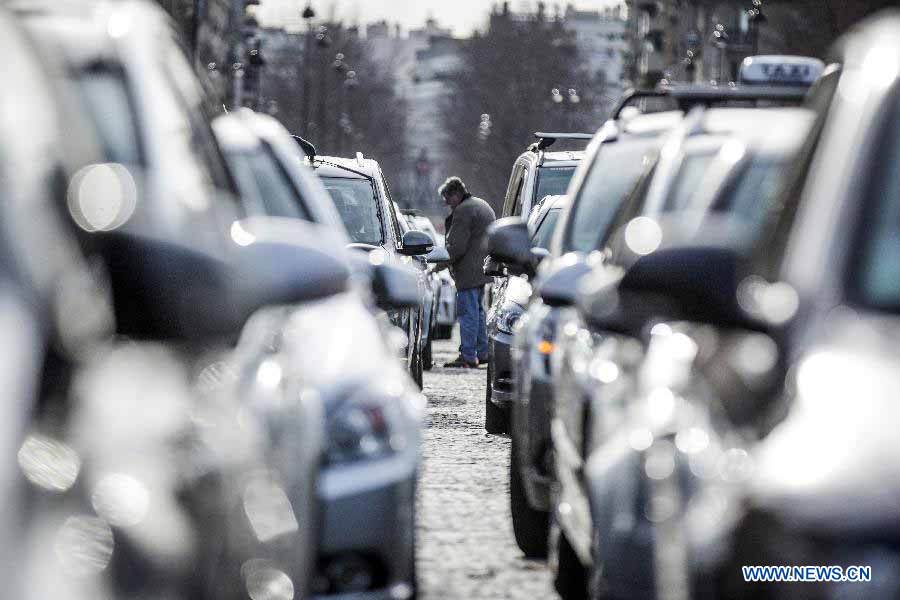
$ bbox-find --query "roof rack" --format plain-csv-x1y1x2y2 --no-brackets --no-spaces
530,132,594,152
612,82,811,120
356,152,365,167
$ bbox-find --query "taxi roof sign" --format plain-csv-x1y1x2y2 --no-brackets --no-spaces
739,55,825,86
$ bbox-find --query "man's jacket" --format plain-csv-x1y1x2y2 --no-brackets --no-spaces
445,195,496,290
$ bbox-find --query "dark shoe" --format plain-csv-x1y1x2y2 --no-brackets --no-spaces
443,356,478,369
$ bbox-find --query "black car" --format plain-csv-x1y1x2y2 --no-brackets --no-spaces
312,153,435,387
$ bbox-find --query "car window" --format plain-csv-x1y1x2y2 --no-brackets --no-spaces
663,151,720,211
563,137,660,253
162,42,235,195
225,149,310,220
75,64,143,166
512,168,530,217
502,162,526,217
531,208,562,250
320,177,384,245
717,158,790,226
535,166,576,200
852,93,900,311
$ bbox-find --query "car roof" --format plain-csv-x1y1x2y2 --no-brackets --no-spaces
697,107,816,158
312,155,379,180
211,112,262,152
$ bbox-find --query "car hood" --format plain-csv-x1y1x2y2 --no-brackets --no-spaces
750,308,900,536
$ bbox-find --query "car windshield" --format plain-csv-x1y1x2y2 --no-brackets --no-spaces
852,96,900,312
225,149,309,220
563,137,660,253
536,166,576,199
531,209,562,250
76,66,143,165
320,176,384,245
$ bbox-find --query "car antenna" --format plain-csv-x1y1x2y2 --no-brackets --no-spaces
292,135,317,161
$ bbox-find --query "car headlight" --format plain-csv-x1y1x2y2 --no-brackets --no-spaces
496,303,524,335
326,386,410,464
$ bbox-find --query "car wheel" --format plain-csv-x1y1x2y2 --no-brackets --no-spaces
423,334,433,371
485,361,507,434
552,520,588,600
510,433,549,558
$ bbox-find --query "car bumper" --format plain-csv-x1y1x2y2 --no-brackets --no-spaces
488,331,514,408
314,447,418,599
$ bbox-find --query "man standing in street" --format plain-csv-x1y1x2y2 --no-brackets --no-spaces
438,176,496,368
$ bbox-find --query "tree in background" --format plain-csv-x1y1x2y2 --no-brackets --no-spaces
439,5,600,212
262,24,408,198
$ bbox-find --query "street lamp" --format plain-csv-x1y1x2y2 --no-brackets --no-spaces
748,0,768,55
300,2,316,134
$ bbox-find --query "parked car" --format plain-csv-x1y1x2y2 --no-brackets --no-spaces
13,4,365,599
312,153,435,387
397,208,448,371
548,105,815,600
491,109,685,560
484,194,569,433
212,111,433,598
499,132,591,223
670,13,900,600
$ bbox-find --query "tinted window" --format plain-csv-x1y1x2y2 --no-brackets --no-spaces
532,209,562,250
853,96,900,311
564,138,659,253
225,149,309,220
76,66,143,165
321,177,384,245
536,166,576,200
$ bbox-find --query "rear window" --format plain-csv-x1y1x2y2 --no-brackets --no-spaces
75,65,143,165
563,138,660,253
320,177,384,245
536,166,576,199
225,149,309,220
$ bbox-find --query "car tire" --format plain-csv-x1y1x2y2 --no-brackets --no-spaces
423,334,433,371
485,362,507,434
552,521,588,600
510,434,549,558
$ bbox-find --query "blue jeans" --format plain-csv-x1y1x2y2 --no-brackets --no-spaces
457,286,488,362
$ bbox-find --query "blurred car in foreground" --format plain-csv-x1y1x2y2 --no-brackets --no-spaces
484,194,569,434
214,111,430,599
674,12,900,600
547,105,815,600
7,3,364,599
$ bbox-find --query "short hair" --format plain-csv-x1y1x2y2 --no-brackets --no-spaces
438,176,468,199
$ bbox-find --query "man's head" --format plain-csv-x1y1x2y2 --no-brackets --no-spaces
439,176,469,209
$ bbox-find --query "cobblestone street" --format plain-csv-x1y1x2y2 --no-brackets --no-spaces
417,336,555,599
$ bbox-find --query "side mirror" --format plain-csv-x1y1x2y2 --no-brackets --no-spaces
104,218,351,341
371,262,420,309
483,256,506,277
577,244,762,335
538,258,592,307
487,218,532,267
399,230,434,256
426,245,450,265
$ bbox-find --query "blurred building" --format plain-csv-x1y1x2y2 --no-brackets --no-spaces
623,0,784,87
561,4,628,118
